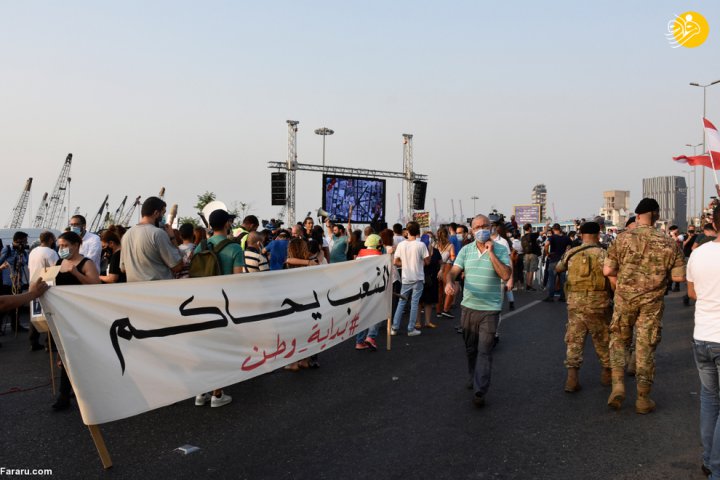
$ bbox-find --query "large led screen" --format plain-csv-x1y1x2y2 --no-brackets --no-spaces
322,175,386,224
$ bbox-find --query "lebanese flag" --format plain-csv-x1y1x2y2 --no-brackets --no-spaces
673,118,720,169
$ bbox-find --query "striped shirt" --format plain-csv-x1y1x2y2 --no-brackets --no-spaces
244,248,269,272
454,241,510,311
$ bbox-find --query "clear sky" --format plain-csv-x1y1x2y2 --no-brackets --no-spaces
2,1,719,228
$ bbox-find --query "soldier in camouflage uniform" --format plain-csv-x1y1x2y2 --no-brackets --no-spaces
556,222,611,393
603,198,686,414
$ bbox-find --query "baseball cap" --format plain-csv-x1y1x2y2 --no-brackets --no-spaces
208,209,236,229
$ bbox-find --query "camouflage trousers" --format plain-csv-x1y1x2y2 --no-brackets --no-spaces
564,305,611,369
609,302,664,386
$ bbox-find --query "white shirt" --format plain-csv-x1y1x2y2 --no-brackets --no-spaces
28,246,59,280
512,238,523,254
394,237,428,284
80,231,102,273
688,241,720,342
494,236,510,252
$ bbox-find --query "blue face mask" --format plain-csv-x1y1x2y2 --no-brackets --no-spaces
456,233,464,241
474,229,491,243
70,226,82,235
59,248,71,259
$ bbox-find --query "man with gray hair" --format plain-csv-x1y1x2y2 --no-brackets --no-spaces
445,215,511,407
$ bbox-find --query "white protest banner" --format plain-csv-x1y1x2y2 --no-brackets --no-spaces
40,255,391,425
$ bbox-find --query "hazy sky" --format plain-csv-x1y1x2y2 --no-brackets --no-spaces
2,1,719,228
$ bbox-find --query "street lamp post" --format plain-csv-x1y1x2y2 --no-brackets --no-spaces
689,80,720,211
685,142,702,220
471,196,479,215
682,169,694,226
314,127,335,172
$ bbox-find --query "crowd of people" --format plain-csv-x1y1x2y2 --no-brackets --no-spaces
3,195,720,478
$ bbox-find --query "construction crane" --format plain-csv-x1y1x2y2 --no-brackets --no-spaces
89,195,109,233
107,196,127,227
32,192,49,228
6,178,33,228
43,153,72,230
119,196,141,227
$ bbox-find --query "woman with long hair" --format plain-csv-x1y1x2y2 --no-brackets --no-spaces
284,237,318,370
436,226,456,318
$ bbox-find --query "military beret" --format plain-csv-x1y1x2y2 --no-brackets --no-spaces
579,222,600,234
635,198,660,214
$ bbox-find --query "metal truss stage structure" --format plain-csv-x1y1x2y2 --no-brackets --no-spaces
268,120,427,225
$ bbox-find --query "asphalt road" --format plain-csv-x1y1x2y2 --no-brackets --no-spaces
0,288,706,479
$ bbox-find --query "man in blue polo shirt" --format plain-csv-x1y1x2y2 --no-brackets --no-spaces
446,215,511,407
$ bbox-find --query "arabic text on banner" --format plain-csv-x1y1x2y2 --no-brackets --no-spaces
40,255,392,425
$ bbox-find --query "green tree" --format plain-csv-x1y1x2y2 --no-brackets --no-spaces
194,191,216,212
177,216,199,228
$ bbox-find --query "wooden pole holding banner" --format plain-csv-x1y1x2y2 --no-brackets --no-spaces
87,425,113,469
386,317,391,350
48,333,55,395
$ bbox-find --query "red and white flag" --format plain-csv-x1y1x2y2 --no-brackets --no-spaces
673,118,720,169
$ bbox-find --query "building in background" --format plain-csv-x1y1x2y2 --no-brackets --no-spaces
642,176,687,231
531,184,547,221
598,190,630,227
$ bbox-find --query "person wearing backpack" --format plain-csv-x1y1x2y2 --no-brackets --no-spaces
192,209,245,408
555,221,612,393
521,223,541,291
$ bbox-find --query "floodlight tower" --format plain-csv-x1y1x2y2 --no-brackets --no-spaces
402,134,414,222
286,120,299,226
